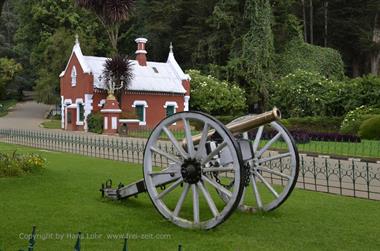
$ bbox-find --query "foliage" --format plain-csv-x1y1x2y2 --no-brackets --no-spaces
281,116,343,133
187,69,247,115
0,151,45,177
102,54,133,95
340,106,380,135
0,99,16,117
271,69,334,117
87,112,103,134
359,116,380,140
0,57,22,100
344,75,380,110
277,38,345,79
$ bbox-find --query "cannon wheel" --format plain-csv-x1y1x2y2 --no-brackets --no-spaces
239,120,299,212
143,111,244,229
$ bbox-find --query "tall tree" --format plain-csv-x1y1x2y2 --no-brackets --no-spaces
75,0,134,54
0,0,5,17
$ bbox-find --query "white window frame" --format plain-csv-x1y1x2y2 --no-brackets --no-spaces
71,66,77,86
76,98,84,126
132,100,148,126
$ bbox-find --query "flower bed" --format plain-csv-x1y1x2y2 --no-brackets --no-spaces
0,151,45,177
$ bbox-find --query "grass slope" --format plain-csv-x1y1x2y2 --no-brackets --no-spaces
0,143,379,250
0,99,16,117
40,119,61,129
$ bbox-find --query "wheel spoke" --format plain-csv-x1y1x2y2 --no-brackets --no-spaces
173,183,190,217
148,170,179,176
195,123,209,159
163,126,188,158
257,152,291,164
183,118,195,158
198,182,219,217
254,170,279,198
256,132,281,157
150,146,182,164
156,178,183,200
192,184,200,224
202,175,232,198
202,167,235,173
255,166,291,180
250,174,263,210
252,126,264,153
201,142,227,165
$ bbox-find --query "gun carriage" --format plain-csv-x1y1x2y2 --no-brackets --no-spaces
101,108,299,229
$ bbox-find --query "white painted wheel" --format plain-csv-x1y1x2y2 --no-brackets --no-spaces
143,112,244,229
219,117,299,212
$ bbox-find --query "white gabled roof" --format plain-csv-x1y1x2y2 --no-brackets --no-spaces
60,39,188,94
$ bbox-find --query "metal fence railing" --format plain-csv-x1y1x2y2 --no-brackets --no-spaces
0,129,379,200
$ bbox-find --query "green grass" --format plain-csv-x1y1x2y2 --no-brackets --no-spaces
264,139,380,159
0,99,16,117
0,142,379,250
41,119,61,129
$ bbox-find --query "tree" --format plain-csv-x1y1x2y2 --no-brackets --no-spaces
0,57,22,99
101,54,133,104
0,0,5,17
75,0,134,53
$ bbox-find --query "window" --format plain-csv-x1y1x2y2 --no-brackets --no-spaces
132,100,148,126
166,105,175,117
71,66,77,86
78,103,85,122
135,105,144,122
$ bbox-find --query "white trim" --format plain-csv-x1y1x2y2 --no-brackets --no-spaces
98,99,106,107
75,98,84,103
163,101,178,109
104,117,108,130
83,94,93,131
184,96,190,112
61,96,65,129
100,109,122,113
132,100,148,108
135,38,148,44
67,104,77,109
71,66,77,86
135,50,147,54
119,119,140,123
111,117,118,129
64,99,72,105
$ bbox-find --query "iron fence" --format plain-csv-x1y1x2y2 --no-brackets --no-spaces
0,129,379,200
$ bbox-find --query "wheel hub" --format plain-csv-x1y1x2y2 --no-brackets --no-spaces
181,158,202,184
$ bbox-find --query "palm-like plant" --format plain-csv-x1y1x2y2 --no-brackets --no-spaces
101,54,133,100
75,0,134,53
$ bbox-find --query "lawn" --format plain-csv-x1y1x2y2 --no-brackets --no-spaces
40,119,61,129
0,99,17,117
0,142,379,250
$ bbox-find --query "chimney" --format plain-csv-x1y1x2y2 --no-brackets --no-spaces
135,38,148,66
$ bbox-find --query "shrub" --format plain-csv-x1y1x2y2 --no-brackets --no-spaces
281,116,343,133
0,151,45,177
277,39,344,80
187,70,247,116
340,106,380,135
87,112,103,134
271,70,333,117
358,116,380,140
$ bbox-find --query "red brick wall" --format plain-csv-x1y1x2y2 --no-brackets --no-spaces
121,92,185,128
60,54,94,102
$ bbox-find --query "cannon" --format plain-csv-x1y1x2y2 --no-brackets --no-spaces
101,108,299,229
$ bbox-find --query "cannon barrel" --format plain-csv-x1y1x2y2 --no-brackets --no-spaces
189,107,281,145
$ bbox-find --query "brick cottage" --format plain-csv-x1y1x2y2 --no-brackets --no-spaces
59,36,191,132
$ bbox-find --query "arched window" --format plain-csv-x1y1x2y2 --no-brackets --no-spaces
71,66,77,86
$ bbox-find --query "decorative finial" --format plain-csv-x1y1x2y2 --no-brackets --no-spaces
75,34,79,45
169,42,173,53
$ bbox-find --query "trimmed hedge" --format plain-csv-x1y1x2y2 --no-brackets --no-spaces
281,116,343,133
359,116,380,140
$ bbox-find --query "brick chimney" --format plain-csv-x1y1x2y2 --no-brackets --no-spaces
135,38,148,66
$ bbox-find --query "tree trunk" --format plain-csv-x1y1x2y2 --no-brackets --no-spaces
309,0,313,44
324,1,328,47
371,13,380,75
352,58,360,77
302,0,307,42
0,0,6,17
